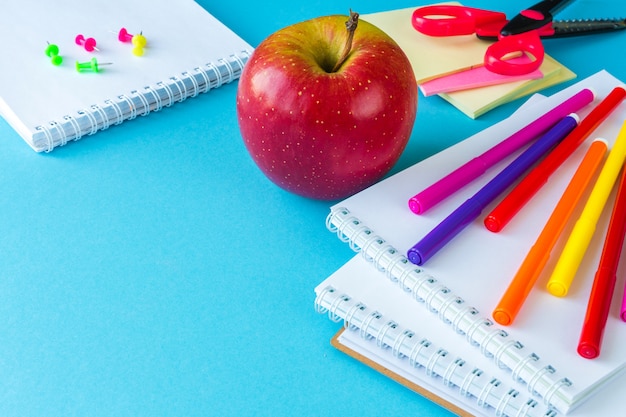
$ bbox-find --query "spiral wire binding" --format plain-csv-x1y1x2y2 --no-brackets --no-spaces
91,104,109,130
460,368,483,398
32,50,251,152
392,330,414,359
65,114,82,141
376,320,394,348
183,70,200,98
443,357,465,387
314,285,558,417
344,302,365,332
324,207,575,414
408,339,430,368
80,108,98,135
144,85,162,112
495,339,524,370
495,389,519,417
477,378,501,408
155,82,175,108
426,349,448,377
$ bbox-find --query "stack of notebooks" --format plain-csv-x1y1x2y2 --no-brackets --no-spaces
315,70,626,416
362,5,576,119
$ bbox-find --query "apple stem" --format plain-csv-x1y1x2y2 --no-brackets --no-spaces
332,10,359,72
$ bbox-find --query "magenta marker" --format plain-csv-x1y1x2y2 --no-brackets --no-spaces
407,114,579,265
621,282,626,322
408,88,595,215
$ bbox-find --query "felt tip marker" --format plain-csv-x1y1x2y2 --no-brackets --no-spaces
548,120,626,297
492,139,607,326
621,268,626,321
484,86,626,232
407,88,595,215
407,114,579,266
578,161,626,359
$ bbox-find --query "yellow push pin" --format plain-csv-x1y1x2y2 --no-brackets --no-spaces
131,32,147,48
131,33,148,56
131,33,147,56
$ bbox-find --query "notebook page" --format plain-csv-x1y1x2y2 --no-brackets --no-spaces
0,0,253,150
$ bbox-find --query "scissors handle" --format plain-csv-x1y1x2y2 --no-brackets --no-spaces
485,31,545,75
412,6,507,36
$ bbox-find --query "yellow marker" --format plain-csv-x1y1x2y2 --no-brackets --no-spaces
547,120,626,297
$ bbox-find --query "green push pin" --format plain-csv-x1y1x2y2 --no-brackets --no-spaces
45,42,63,66
75,57,113,73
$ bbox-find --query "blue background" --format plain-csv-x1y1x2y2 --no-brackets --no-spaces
1,1,624,416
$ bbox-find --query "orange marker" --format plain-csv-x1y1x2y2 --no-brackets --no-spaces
493,139,608,326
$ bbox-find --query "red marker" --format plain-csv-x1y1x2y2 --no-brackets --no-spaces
578,162,626,359
484,86,626,232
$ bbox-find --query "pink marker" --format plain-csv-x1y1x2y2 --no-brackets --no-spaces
622,289,626,321
408,88,595,214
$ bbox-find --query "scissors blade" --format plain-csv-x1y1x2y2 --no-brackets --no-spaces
501,0,575,36
479,18,626,40
551,18,626,37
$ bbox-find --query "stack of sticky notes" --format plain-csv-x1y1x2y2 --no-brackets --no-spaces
362,4,576,118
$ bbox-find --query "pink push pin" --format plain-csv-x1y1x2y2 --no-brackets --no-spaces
75,34,99,52
117,28,135,43
116,27,147,56
117,28,147,47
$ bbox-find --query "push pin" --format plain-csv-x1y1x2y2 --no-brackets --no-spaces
75,34,99,52
131,33,147,48
45,42,63,66
132,44,145,57
75,57,112,73
116,27,134,43
116,28,147,56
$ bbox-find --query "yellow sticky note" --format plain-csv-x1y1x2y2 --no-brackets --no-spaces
441,56,576,118
361,5,576,118
362,4,487,84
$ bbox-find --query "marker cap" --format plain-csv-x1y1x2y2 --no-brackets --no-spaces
578,341,600,359
493,308,513,326
547,281,568,297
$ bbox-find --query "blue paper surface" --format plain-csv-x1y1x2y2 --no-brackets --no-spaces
0,0,624,416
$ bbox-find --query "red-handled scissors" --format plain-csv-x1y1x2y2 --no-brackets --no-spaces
412,0,626,76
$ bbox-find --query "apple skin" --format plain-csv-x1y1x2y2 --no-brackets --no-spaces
236,14,417,200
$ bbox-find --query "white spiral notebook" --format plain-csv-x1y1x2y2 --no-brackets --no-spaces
317,256,626,417
0,0,253,152
315,70,626,416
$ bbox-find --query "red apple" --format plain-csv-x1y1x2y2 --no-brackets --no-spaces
236,12,417,200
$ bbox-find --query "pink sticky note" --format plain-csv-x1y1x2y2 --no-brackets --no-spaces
419,56,543,97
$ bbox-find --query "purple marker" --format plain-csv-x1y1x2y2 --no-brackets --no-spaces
407,114,580,266
408,88,595,215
